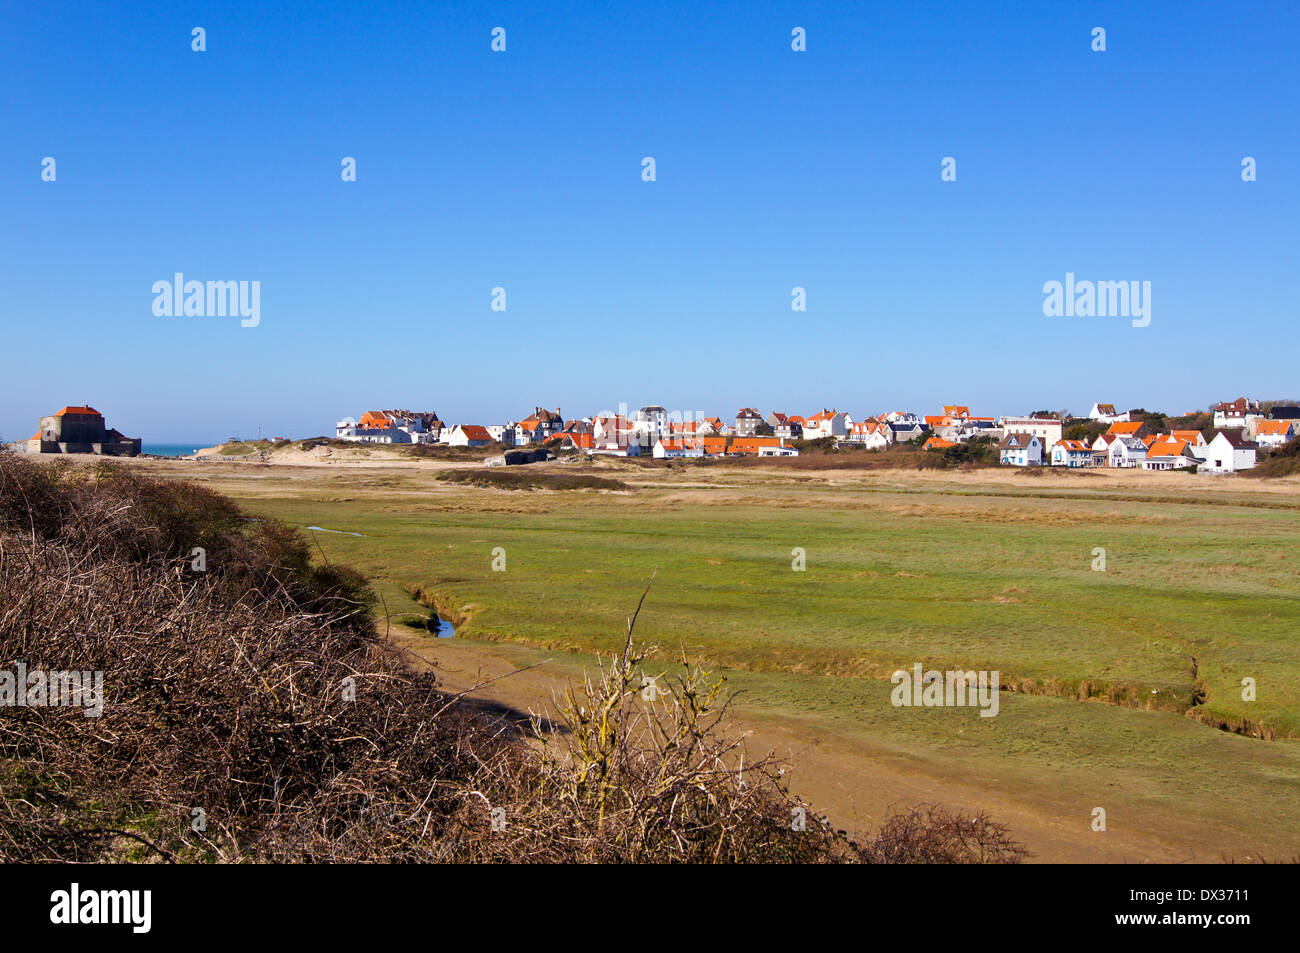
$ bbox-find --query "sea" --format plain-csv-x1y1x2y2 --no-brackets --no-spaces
143,443,208,458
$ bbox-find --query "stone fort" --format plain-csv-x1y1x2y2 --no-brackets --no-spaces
27,406,141,456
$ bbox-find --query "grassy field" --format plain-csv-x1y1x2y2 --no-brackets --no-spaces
134,455,1300,860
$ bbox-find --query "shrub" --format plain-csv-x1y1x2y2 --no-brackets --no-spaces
0,453,1026,863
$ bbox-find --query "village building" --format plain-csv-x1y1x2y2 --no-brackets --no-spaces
545,431,596,452
487,423,517,446
728,436,791,455
889,421,926,442
652,437,704,459
1212,398,1261,430
1050,439,1093,468
1108,435,1149,468
998,432,1042,466
514,407,564,445
1201,430,1257,473
1254,419,1298,448
26,406,141,456
734,408,764,436
1141,437,1202,470
922,436,957,451
337,409,441,444
1087,403,1130,424
1001,415,1063,447
846,420,892,450
446,424,494,448
803,409,848,440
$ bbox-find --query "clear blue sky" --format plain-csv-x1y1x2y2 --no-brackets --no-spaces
2,1,1296,443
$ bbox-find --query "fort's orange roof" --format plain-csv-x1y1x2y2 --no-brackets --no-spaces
55,406,101,417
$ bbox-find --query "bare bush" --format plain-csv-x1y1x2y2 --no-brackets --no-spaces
0,452,1026,863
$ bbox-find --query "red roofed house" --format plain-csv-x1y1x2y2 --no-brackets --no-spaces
847,420,891,450
1049,439,1094,468
514,407,564,445
1253,419,1297,449
446,424,494,448
922,436,957,451
652,437,704,459
1212,398,1261,430
27,406,141,456
803,409,848,440
545,431,596,452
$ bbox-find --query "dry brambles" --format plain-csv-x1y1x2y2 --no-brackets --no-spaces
0,448,1026,863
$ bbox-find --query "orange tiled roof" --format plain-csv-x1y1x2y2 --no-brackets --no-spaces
1146,437,1188,457
55,405,101,417
459,425,492,441
1257,420,1292,436
923,437,957,450
1106,421,1143,436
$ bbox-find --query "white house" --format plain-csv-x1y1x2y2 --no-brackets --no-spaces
1088,403,1130,424
446,424,494,448
1108,436,1149,468
1212,398,1261,430
652,437,703,459
1142,446,1202,470
998,432,1042,466
1050,439,1093,468
846,420,891,450
757,445,800,457
487,424,517,447
803,409,849,440
1254,420,1296,448
515,407,564,445
1201,431,1257,472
